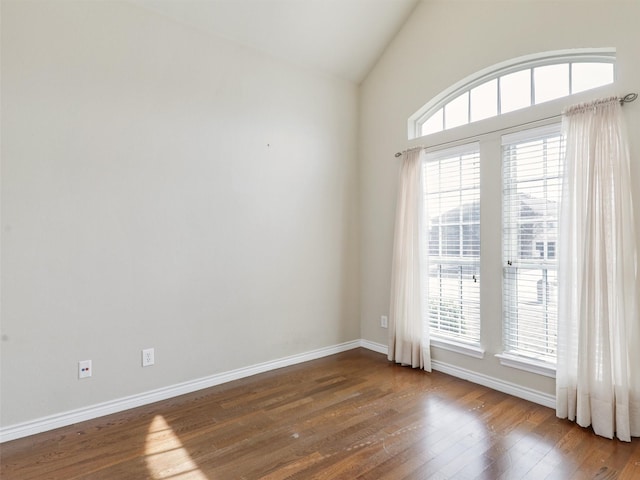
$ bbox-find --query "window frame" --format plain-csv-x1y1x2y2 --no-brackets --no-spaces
423,143,482,355
408,48,616,140
500,124,564,378
406,48,618,375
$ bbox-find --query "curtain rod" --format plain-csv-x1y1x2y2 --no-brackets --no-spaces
394,92,638,157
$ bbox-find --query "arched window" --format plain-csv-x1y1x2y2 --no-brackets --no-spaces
412,48,618,374
408,49,615,139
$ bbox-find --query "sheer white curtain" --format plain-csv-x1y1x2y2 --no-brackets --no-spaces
388,148,431,371
556,97,640,441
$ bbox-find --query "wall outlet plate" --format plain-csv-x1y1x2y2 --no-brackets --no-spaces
142,348,155,367
381,315,388,328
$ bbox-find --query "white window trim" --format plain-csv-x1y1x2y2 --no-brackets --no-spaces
495,353,556,378
430,336,485,359
408,47,616,140
424,140,480,161
501,122,562,145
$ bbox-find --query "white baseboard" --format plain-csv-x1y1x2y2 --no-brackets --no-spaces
358,340,556,410
359,339,388,355
1,338,555,443
430,360,556,409
0,340,361,443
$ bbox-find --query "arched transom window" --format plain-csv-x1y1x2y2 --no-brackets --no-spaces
409,49,615,139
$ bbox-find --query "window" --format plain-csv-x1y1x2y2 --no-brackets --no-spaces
409,49,615,139
407,48,617,375
502,125,563,366
424,144,480,346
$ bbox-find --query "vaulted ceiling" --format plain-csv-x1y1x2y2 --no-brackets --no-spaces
131,0,420,84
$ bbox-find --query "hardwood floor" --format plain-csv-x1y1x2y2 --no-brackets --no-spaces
2,348,639,479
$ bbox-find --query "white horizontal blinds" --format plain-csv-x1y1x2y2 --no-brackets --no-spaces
502,125,564,363
424,144,480,344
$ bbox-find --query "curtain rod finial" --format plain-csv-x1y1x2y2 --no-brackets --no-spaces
621,92,638,105
395,152,402,158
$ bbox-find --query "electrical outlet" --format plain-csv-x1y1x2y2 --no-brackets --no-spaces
78,360,92,379
381,315,388,328
142,348,155,367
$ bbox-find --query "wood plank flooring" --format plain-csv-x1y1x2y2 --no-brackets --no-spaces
2,348,639,479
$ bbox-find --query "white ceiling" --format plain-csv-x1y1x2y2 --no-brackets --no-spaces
131,0,419,84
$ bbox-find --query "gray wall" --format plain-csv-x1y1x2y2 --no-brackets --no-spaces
1,0,360,427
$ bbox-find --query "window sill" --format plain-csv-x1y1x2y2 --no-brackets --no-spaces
430,337,485,359
495,353,556,378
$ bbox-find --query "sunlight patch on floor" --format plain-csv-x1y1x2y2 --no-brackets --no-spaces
145,415,209,480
